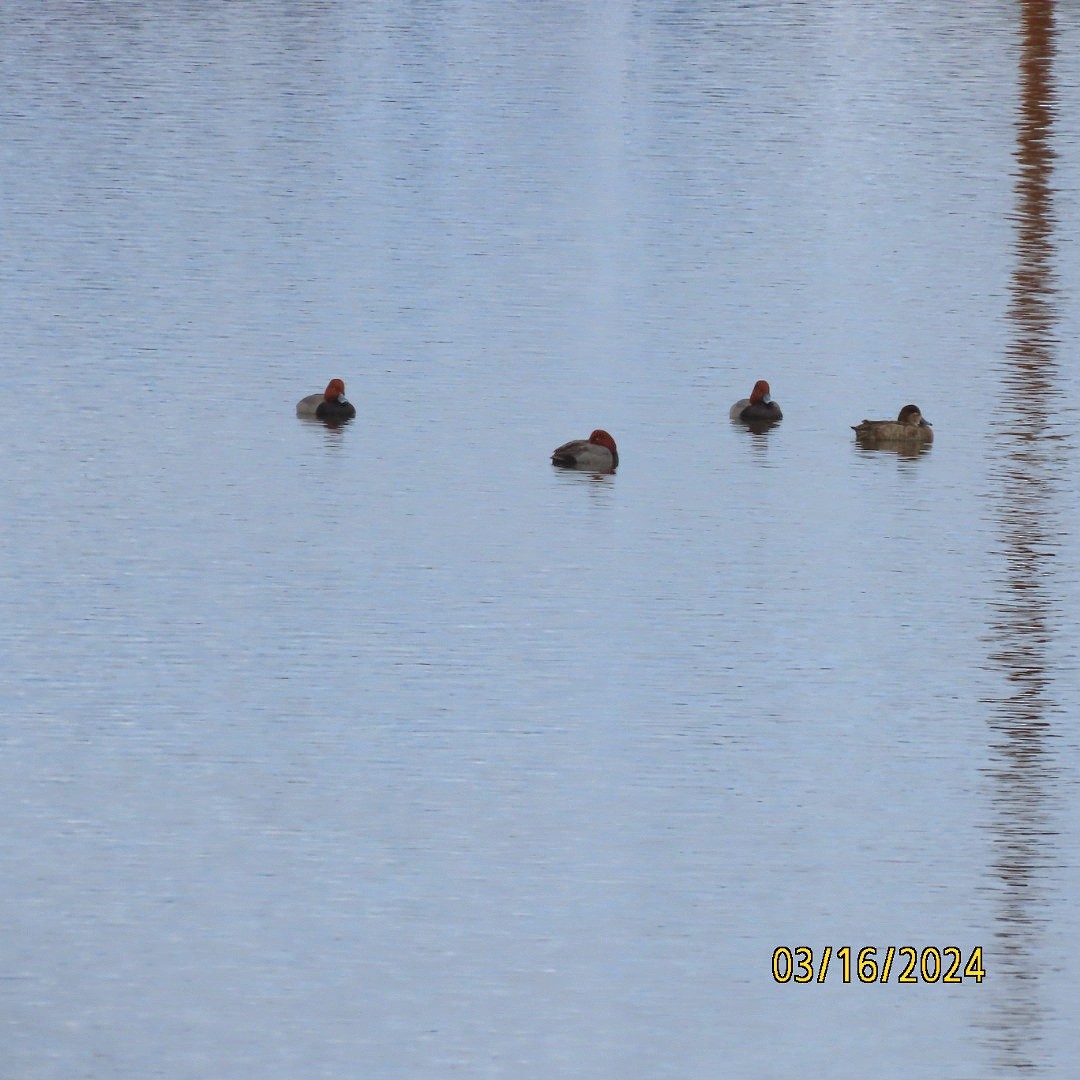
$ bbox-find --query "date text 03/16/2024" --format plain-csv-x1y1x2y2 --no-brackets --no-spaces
772,946,986,985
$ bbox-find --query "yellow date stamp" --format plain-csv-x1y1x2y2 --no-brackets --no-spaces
772,946,986,984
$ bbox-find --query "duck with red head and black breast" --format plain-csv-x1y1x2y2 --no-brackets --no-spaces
296,379,356,422
729,380,782,425
551,429,618,472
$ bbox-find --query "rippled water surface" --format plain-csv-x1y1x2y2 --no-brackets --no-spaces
3,2,1080,1077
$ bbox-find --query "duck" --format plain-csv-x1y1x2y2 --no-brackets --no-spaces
852,404,933,445
296,379,356,421
551,429,618,472
729,380,782,424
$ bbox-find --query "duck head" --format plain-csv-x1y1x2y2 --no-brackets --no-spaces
588,430,618,454
324,378,349,404
750,380,772,405
897,404,931,428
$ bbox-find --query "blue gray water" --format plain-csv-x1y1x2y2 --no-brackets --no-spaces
3,2,1079,1077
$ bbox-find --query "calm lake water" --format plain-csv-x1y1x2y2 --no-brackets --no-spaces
3,1,1079,1077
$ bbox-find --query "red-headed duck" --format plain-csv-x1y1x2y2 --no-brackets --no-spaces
730,380,782,424
551,429,618,472
852,404,933,445
296,379,356,421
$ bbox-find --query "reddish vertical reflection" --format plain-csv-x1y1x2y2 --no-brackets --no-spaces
986,0,1060,1072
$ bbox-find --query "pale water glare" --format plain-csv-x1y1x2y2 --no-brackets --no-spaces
2,2,1080,1077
